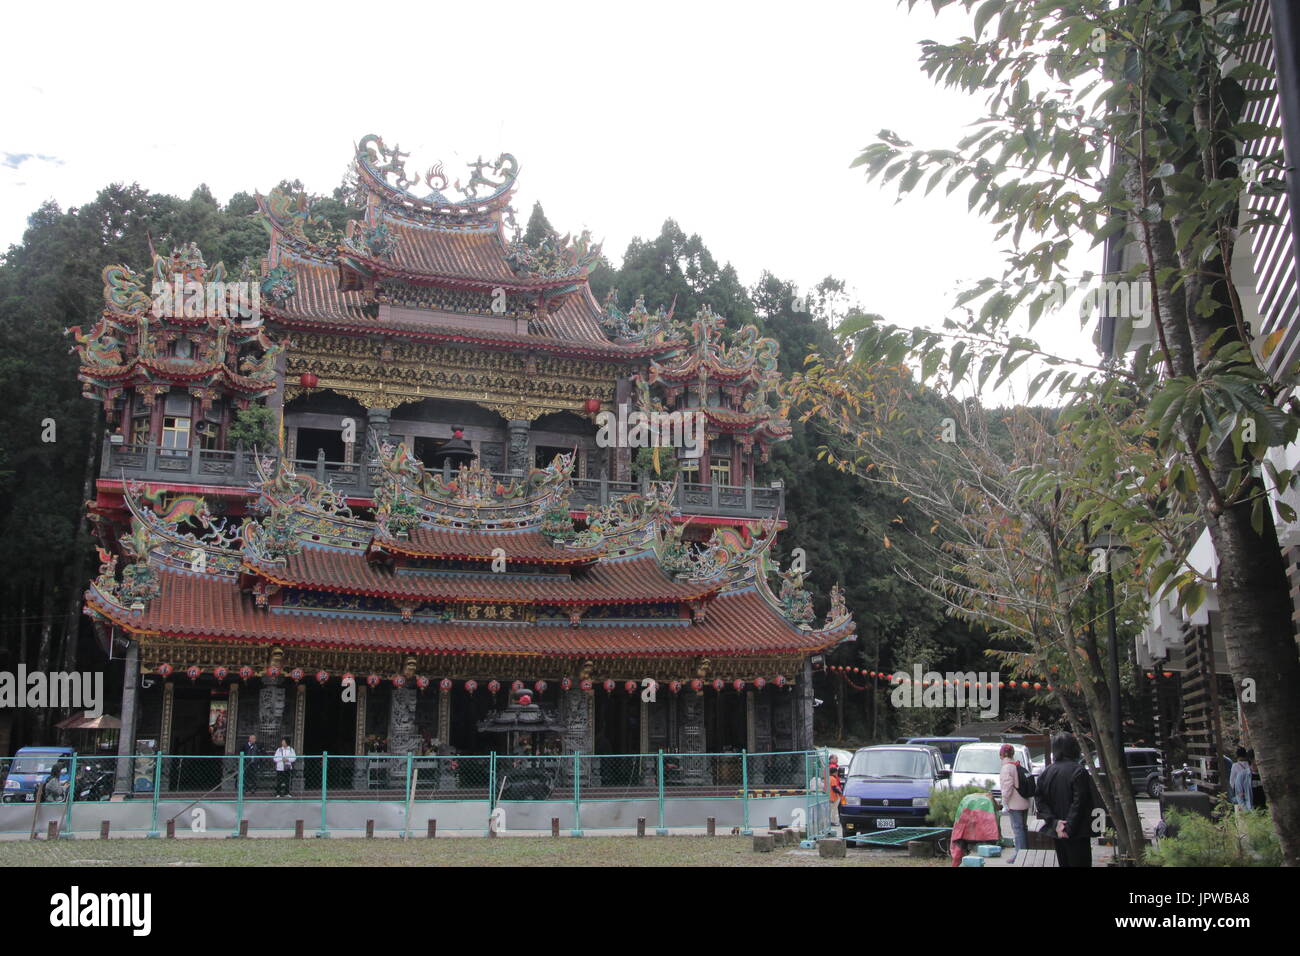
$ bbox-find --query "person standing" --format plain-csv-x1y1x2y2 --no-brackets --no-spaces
273,737,297,798
1035,733,1095,867
998,743,1030,861
241,734,263,794
1229,747,1254,811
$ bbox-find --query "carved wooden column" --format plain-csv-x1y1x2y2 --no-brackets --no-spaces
748,689,772,786
159,680,175,755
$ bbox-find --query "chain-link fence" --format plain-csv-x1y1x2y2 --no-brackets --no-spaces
0,749,831,837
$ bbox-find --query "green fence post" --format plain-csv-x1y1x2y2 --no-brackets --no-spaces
655,749,668,836
149,753,162,838
317,752,329,838
570,750,583,837
403,753,414,839
741,750,752,835
487,752,496,836
232,753,245,838
61,751,77,838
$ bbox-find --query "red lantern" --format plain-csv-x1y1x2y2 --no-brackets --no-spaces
583,398,601,415
580,678,593,693
732,679,745,692
315,670,330,684
465,679,479,694
511,680,524,692
775,675,786,687
439,678,453,692
185,665,201,682
561,677,573,692
624,680,638,694
158,663,174,678
754,677,766,690
341,672,354,687
366,674,381,688
690,679,703,692
299,371,319,389
488,680,501,695
392,674,406,689
416,675,430,691
239,666,254,681
289,667,304,683
519,694,533,706
669,680,682,694
712,678,724,692
601,679,615,693
215,666,229,682
266,665,281,680
1033,682,1042,690
534,680,547,693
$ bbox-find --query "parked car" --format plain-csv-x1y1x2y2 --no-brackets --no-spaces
949,742,1033,805
2,746,75,803
839,745,950,838
905,737,979,768
1091,746,1165,798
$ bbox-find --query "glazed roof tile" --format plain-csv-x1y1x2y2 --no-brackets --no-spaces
97,569,848,658
253,549,718,606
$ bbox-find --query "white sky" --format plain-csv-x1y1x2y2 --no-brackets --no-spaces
0,0,1097,378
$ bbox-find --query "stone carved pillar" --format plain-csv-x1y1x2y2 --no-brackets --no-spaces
680,691,707,786
222,684,240,793
749,689,772,787
258,681,286,744
793,661,814,753
366,407,391,456
560,689,595,785
507,419,531,474
388,687,418,755
353,683,368,790
292,682,307,791
437,688,452,755
114,641,139,796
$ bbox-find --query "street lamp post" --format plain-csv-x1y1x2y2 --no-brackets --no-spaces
1090,531,1130,769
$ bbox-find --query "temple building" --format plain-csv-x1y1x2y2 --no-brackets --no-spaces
71,135,854,790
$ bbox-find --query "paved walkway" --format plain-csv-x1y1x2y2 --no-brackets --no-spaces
983,798,1162,867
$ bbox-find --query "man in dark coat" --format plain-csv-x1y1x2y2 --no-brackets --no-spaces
240,734,263,793
1035,732,1095,867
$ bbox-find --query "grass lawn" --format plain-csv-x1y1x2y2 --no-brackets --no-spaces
0,836,946,867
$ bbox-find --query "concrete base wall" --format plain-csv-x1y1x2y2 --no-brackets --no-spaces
0,795,808,837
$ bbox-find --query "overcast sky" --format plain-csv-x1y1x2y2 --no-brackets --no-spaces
1,0,1096,376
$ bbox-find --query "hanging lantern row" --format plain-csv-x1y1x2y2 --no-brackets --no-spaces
155,666,787,693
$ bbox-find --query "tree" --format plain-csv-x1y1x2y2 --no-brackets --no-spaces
842,0,1300,861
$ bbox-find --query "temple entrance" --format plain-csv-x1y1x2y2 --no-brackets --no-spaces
302,681,357,790
165,684,224,791
594,689,640,787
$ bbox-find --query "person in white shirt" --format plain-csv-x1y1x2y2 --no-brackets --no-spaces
998,744,1031,860
273,737,296,798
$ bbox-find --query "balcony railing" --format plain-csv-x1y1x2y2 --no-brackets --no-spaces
101,440,784,520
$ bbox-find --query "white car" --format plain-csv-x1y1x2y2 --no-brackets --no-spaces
949,742,1034,805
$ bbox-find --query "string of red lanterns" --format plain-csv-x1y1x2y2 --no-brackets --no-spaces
826,665,1057,693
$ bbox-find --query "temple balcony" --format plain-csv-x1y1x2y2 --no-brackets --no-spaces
99,439,785,521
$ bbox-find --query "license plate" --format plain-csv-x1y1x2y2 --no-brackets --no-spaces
875,818,896,829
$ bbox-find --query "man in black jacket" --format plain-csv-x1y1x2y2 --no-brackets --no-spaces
240,734,263,794
1035,732,1095,867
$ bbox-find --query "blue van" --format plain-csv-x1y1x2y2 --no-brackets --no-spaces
2,746,75,803
840,745,951,837
906,737,979,768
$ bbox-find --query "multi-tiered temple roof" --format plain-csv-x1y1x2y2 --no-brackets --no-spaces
83,445,853,676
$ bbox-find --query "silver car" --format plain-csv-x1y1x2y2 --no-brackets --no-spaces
949,742,1034,805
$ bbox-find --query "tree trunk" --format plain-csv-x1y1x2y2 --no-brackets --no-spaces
60,410,102,675
33,566,57,744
